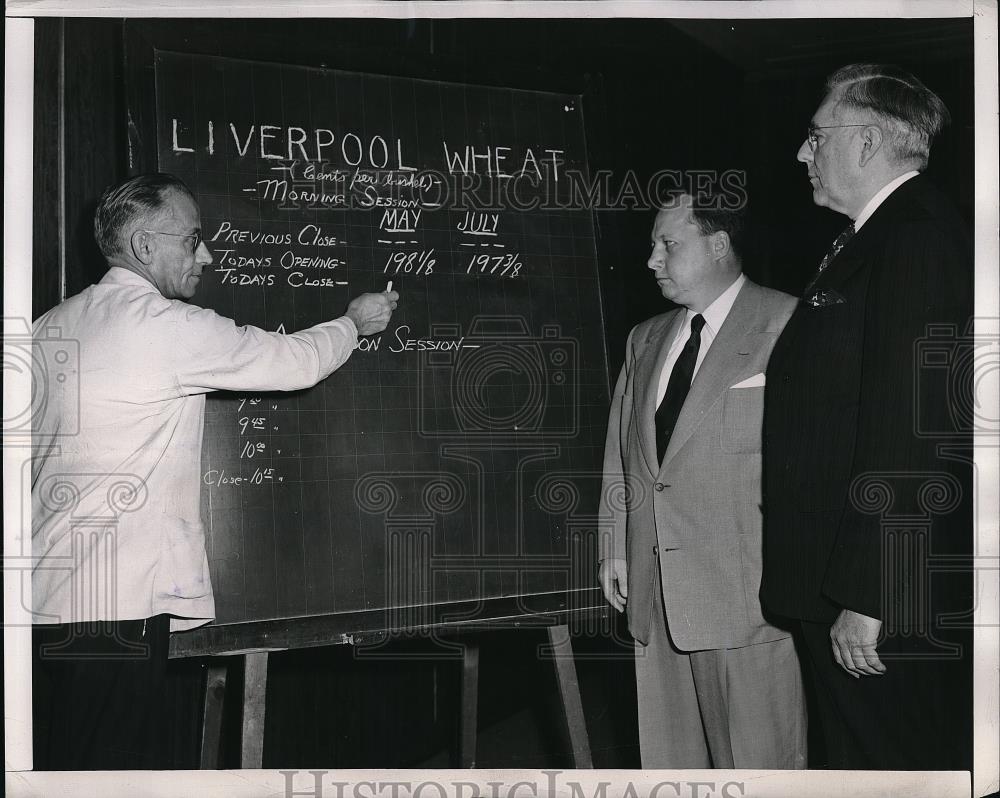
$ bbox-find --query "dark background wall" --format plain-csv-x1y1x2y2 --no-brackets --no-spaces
30,15,974,769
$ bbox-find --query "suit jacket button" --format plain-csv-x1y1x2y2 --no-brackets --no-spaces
654,483,665,491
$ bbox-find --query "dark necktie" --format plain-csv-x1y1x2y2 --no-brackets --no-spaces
654,314,706,464
805,221,855,293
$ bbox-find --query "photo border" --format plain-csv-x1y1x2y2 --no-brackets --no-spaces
4,2,997,796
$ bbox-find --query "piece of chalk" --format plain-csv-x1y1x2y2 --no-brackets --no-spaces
386,281,393,292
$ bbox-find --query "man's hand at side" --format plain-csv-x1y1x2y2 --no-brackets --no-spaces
599,557,628,613
830,608,885,678
346,291,399,336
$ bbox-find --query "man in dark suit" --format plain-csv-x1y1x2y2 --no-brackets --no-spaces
599,193,804,768
761,64,973,770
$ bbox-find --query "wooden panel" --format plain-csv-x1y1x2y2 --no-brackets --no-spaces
546,624,593,768
200,663,229,769
62,19,127,296
240,652,269,768
459,641,480,767
170,591,605,658
32,19,62,317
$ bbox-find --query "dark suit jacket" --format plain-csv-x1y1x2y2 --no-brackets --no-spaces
760,174,973,623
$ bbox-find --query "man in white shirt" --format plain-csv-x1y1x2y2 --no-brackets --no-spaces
31,172,399,769
597,192,804,767
761,64,973,769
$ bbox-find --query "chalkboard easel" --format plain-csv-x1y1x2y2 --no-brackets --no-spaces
175,595,603,768
125,26,613,767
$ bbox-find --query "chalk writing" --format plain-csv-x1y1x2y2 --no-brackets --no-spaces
218,270,275,286
286,272,347,288
383,250,435,276
388,324,467,353
379,207,422,233
465,253,523,277
171,120,416,170
203,467,279,488
442,142,565,180
238,416,267,435
457,211,500,236
241,440,267,459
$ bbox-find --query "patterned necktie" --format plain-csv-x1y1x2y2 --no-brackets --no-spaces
654,314,706,464
807,221,855,291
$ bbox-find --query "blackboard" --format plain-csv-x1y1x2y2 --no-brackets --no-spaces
154,51,611,631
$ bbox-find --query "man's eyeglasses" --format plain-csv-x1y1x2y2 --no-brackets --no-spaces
142,229,204,252
805,124,871,151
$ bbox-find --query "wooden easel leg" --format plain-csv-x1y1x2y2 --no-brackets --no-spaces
200,661,228,769
459,641,480,768
240,652,269,768
546,624,593,768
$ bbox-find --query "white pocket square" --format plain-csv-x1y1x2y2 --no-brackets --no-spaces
731,373,765,389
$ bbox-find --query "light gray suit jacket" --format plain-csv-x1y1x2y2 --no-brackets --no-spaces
599,278,797,650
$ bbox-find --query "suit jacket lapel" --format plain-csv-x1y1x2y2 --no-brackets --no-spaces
636,310,685,476
661,281,760,467
812,175,924,293
811,225,868,292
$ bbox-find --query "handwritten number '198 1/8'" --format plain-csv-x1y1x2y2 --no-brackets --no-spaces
384,250,435,276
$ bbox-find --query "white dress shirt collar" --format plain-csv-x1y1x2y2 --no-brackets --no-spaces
686,272,746,340
656,273,746,407
101,265,160,292
853,170,919,231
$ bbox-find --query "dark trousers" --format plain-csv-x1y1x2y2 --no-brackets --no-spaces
798,619,972,770
33,615,172,770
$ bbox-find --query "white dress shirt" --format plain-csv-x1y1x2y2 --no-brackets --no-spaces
31,267,358,630
853,170,919,230
655,273,746,406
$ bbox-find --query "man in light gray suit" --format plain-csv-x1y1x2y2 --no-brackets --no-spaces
598,192,806,768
